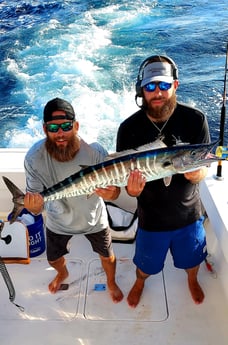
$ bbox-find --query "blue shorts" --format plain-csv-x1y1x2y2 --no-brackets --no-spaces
134,217,207,274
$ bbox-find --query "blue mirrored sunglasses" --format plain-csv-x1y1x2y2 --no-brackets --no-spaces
144,81,172,92
45,121,73,133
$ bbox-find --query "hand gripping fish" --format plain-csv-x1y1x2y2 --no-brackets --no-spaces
2,141,222,223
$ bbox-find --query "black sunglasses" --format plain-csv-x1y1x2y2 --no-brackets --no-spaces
45,122,74,133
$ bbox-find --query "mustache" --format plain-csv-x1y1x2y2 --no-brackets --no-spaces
54,136,68,141
151,96,165,100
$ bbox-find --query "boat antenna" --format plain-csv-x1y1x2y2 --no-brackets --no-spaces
215,42,228,180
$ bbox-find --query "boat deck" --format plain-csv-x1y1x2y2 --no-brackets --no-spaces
0,150,228,344
0,230,228,345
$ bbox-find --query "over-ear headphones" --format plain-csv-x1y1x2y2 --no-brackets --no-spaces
135,55,178,98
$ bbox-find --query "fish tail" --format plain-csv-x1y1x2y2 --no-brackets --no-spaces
2,176,25,223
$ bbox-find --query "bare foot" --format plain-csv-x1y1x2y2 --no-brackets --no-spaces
48,271,69,294
127,280,145,308
188,279,204,304
108,283,124,303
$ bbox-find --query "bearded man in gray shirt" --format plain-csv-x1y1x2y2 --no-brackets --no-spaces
24,97,123,303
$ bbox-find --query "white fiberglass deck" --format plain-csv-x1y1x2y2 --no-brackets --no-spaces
0,233,228,345
0,150,228,344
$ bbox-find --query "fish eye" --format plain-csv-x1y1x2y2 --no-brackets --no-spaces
163,161,172,168
191,150,197,156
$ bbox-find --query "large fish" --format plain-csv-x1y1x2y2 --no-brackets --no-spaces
2,141,222,223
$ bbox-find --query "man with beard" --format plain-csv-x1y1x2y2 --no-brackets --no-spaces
23,98,124,303
116,55,210,307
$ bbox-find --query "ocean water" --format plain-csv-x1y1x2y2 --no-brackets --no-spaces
0,0,227,151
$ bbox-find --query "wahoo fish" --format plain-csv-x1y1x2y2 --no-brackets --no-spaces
3,141,221,223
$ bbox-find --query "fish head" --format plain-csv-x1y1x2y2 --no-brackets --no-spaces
171,142,222,173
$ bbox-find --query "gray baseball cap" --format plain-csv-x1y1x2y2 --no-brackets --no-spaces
141,62,174,87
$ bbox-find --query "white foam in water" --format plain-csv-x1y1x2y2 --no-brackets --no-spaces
0,0,227,149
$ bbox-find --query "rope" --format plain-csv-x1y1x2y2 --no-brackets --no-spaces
0,220,24,311
0,256,24,312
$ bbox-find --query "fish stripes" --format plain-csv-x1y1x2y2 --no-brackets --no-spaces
39,142,219,200
2,141,222,223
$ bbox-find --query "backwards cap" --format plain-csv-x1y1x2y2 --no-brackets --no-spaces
43,98,75,123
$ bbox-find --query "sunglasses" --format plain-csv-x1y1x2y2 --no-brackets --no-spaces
144,81,172,92
45,121,74,133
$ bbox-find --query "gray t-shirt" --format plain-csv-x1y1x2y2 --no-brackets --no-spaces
24,138,109,235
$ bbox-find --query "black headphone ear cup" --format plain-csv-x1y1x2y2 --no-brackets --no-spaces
173,67,178,80
135,79,142,97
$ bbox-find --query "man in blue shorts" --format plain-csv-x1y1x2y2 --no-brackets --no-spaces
117,55,210,307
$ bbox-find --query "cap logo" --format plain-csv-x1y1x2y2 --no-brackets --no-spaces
141,62,174,87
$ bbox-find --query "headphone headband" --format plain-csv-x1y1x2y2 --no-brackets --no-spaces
135,55,178,99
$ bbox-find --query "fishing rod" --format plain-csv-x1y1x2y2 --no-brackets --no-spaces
215,43,228,179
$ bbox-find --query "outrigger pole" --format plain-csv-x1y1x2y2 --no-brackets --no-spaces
215,43,228,179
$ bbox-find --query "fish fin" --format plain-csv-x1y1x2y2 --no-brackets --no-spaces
9,205,25,224
136,138,167,151
163,176,172,186
2,176,25,223
105,138,167,160
105,150,137,159
134,141,167,152
86,192,95,199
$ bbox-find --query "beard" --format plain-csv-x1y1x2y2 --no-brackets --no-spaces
45,134,80,162
143,92,177,120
